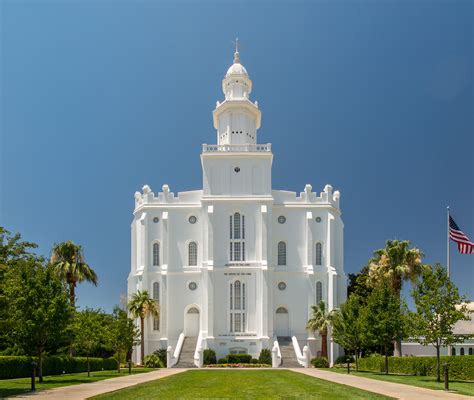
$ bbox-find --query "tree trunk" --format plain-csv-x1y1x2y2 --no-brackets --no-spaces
436,345,441,382
321,332,328,359
38,349,44,383
69,281,76,357
87,355,90,377
140,317,145,365
384,345,389,375
117,350,121,373
355,352,359,372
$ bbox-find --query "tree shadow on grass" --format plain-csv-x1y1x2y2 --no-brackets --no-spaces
0,388,35,397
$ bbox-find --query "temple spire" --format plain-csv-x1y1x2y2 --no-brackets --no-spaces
233,37,240,63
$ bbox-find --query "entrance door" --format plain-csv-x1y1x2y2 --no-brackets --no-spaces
275,307,289,337
184,307,200,337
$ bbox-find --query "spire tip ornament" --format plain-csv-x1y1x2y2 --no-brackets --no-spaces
233,37,240,63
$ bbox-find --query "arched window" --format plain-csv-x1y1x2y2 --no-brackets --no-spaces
315,243,322,266
152,243,160,266
460,348,465,356
316,281,323,304
229,213,245,261
469,348,473,356
278,241,287,266
452,348,456,356
276,307,288,314
229,280,246,333
188,242,197,266
152,282,160,331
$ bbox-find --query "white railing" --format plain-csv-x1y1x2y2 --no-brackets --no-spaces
292,336,311,368
167,332,185,368
271,335,282,368
202,143,272,153
194,331,204,368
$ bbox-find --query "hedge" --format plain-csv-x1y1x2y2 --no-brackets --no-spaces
0,356,117,379
357,355,474,381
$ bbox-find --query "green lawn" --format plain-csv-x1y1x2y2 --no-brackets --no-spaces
92,370,392,399
0,368,155,398
331,368,474,397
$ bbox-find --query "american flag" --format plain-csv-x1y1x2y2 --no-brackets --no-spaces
449,215,474,254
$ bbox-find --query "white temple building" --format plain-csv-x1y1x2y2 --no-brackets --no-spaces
128,49,346,367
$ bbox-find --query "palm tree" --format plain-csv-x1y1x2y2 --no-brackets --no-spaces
307,301,334,359
50,241,98,309
128,290,159,364
368,239,427,355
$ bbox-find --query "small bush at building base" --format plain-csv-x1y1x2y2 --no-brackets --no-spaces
152,348,167,367
250,358,259,364
218,357,228,364
335,354,355,364
258,348,272,365
311,357,329,368
143,354,164,368
203,349,217,365
227,354,252,363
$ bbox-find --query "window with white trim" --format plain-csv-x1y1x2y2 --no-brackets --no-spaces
188,242,197,266
229,280,246,333
315,242,322,266
277,241,286,266
152,243,160,266
229,212,245,261
316,281,323,304
152,282,160,330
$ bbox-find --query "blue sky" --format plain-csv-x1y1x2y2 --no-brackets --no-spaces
1,0,472,311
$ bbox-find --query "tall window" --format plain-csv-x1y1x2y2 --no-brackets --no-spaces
316,281,322,304
460,348,465,356
315,242,322,266
278,241,287,266
230,212,245,261
153,282,160,331
188,242,197,266
230,280,246,333
153,243,160,266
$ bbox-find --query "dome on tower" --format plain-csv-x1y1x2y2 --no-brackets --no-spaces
225,51,248,77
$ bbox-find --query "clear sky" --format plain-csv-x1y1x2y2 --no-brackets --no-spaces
1,0,472,311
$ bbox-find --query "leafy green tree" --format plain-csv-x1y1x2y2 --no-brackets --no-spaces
73,308,109,377
306,301,335,359
50,241,98,309
128,290,159,364
331,294,364,371
368,239,427,355
360,280,406,374
411,264,471,382
4,257,72,381
109,306,140,372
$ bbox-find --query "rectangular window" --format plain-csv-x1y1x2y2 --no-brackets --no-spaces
242,283,246,310
234,313,241,332
230,283,233,310
230,313,233,332
242,242,245,261
242,216,245,239
153,317,159,331
234,215,240,239
229,216,233,239
230,242,233,261
242,313,246,331
234,242,241,261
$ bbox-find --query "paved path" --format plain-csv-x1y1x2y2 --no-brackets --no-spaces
291,368,472,400
14,369,187,400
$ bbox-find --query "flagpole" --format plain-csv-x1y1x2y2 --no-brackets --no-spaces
447,206,450,278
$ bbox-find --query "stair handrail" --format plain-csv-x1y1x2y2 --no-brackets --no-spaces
271,335,282,368
167,332,185,368
292,336,309,368
194,331,204,368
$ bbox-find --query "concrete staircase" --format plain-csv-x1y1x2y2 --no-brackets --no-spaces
277,337,301,368
173,336,198,368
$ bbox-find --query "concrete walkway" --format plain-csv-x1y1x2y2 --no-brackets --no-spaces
13,369,187,400
291,368,472,400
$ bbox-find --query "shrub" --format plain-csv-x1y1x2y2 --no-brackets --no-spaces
203,349,217,365
258,348,272,365
153,348,167,367
0,356,116,379
143,354,164,368
227,354,252,363
218,357,228,364
335,354,355,364
250,358,259,364
311,357,329,368
207,363,270,368
358,355,474,381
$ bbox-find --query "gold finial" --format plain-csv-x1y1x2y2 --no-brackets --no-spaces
232,37,240,63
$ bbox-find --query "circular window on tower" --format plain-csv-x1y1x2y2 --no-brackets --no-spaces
278,282,287,291
234,167,240,173
315,217,322,223
278,216,286,224
189,216,197,224
188,282,197,291
153,217,159,223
